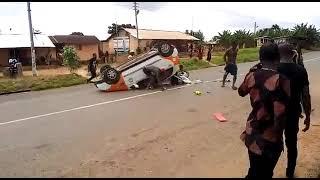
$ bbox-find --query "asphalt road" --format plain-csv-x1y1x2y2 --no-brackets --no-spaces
0,51,320,177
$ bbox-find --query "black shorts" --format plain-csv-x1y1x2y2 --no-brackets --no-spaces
225,63,238,76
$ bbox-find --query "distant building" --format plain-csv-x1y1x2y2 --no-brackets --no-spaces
255,36,272,47
49,35,100,61
0,34,56,66
101,28,199,55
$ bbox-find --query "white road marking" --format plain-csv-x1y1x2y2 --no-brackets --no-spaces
1,57,319,127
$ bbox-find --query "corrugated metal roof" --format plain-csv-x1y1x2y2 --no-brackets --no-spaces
48,35,100,44
0,34,55,48
123,28,199,41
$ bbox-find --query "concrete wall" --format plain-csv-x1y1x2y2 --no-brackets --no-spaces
0,49,9,66
66,44,99,61
0,47,56,66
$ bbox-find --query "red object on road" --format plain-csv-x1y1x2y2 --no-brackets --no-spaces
213,113,227,122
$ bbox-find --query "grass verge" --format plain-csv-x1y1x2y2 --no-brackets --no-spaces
180,48,259,70
0,74,86,94
212,48,259,66
180,58,213,71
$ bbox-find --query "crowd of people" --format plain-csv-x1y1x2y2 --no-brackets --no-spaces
237,41,311,178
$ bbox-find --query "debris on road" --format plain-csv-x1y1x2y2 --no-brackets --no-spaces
194,80,202,84
194,90,202,95
213,113,227,122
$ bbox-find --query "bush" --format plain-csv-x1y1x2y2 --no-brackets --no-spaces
63,47,81,73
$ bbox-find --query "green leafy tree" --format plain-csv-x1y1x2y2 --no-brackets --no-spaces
108,23,136,34
63,47,81,73
215,30,233,48
291,23,320,48
185,29,205,42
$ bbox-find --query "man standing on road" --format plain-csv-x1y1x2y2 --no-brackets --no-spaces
87,53,97,83
222,41,238,90
277,43,311,178
238,42,291,178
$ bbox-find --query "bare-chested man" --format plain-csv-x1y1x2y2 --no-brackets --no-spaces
222,41,238,90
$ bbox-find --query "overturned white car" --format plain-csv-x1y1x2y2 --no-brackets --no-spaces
95,42,191,92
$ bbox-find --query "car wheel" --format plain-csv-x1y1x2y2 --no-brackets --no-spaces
100,64,111,74
102,67,120,84
157,42,174,57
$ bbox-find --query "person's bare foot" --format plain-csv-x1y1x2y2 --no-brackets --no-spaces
232,86,238,90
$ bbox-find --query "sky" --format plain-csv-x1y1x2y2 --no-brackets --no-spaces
1,2,320,41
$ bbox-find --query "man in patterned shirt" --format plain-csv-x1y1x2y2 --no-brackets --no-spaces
238,42,291,178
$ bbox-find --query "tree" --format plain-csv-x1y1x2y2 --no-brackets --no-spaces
185,29,205,42
70,32,84,36
108,23,136,34
291,23,320,48
215,30,233,48
63,47,81,73
256,24,292,38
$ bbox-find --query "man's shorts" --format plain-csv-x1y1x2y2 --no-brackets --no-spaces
224,63,238,76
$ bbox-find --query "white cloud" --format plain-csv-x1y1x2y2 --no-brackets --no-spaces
1,2,320,41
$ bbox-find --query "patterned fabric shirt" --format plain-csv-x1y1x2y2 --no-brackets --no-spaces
238,68,291,156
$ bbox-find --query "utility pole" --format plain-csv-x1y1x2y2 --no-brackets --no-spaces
27,2,37,76
133,2,139,51
254,22,258,35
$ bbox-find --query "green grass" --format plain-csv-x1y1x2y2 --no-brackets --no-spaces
213,48,259,66
180,58,213,71
0,74,86,94
180,48,259,70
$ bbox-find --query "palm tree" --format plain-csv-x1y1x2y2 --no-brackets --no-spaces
292,23,320,48
215,30,233,48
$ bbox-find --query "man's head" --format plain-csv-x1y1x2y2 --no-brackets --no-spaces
92,53,97,58
231,41,237,49
179,64,184,71
278,43,295,63
259,42,280,63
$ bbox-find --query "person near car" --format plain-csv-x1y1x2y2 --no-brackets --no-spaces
87,53,97,83
143,65,166,91
207,45,213,62
105,50,109,63
222,41,238,90
277,43,311,178
128,51,135,60
238,42,291,178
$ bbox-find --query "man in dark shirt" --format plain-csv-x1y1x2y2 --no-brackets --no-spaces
238,42,291,178
87,53,97,83
222,41,238,90
143,66,166,91
277,43,311,178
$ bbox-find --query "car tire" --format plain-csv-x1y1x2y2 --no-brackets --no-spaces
102,67,120,84
100,64,111,74
157,42,174,57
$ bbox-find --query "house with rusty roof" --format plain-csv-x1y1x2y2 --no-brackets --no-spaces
101,28,199,55
49,35,100,61
0,34,56,66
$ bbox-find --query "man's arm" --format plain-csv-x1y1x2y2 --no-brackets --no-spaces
302,85,311,132
238,72,253,97
223,49,229,63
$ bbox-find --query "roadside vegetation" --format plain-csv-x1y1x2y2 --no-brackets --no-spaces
0,74,86,94
181,47,259,70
